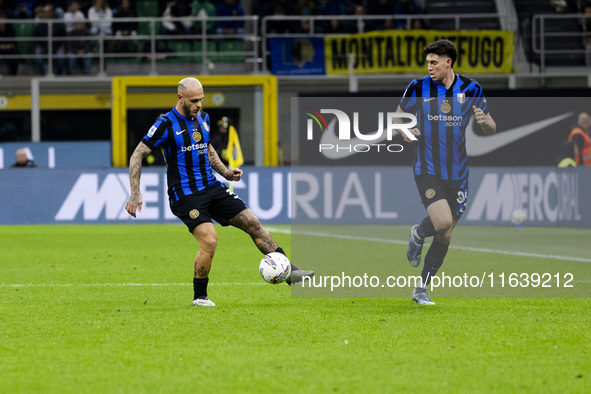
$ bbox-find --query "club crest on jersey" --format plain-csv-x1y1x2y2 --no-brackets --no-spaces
457,93,466,104
425,189,436,199
193,131,202,142
440,102,451,114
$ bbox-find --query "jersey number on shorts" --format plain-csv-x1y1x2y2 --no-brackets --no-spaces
457,190,467,213
226,188,239,199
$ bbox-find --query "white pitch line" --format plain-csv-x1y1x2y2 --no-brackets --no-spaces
266,227,591,263
1,282,265,288
2,281,590,288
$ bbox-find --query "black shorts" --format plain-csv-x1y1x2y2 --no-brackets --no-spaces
170,182,248,233
415,174,469,219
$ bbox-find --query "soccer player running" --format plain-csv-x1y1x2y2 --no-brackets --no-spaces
397,40,496,305
125,77,313,306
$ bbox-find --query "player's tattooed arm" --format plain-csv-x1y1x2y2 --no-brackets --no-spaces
208,144,228,175
209,144,243,182
125,142,152,217
129,142,152,195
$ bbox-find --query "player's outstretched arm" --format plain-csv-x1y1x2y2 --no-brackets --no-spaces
395,105,421,143
125,142,152,218
208,144,242,182
473,105,496,135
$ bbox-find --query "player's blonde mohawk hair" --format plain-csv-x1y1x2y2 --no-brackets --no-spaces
178,77,202,93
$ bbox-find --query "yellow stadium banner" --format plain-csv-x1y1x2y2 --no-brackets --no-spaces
226,125,244,169
325,30,514,75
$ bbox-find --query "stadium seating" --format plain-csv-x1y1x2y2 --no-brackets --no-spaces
136,0,161,52
14,22,35,60
107,53,141,64
425,0,501,30
136,0,160,17
167,40,194,63
193,40,218,63
216,40,245,63
515,0,586,66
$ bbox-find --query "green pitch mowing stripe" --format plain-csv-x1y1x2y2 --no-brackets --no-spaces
0,224,590,393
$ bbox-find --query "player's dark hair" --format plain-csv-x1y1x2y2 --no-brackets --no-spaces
424,40,457,68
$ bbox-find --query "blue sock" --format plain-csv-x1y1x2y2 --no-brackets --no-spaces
421,240,449,286
276,247,298,270
193,277,208,300
417,216,437,239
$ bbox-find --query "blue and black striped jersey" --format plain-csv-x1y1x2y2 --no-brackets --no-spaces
400,74,488,181
142,107,218,204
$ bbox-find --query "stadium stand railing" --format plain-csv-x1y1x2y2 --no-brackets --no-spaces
1,12,590,77
424,0,500,30
531,13,591,72
0,16,263,76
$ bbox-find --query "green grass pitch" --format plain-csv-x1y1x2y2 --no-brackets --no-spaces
1,224,590,393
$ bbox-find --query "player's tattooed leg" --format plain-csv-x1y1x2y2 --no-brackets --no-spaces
228,209,278,254
256,235,278,255
195,266,208,278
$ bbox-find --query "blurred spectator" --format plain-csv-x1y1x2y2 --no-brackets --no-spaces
52,1,65,19
34,3,66,75
11,148,37,168
113,0,138,53
190,0,216,34
67,15,92,74
321,0,346,34
210,116,230,165
393,0,423,29
366,0,394,31
0,9,19,75
162,0,193,35
294,0,316,17
411,18,427,30
63,0,85,34
14,1,33,19
551,0,568,12
0,0,13,17
88,0,113,36
261,0,294,18
216,0,244,35
295,18,311,34
266,5,294,34
0,120,19,141
586,7,591,67
343,2,367,34
555,140,578,167
568,112,591,165
113,0,138,35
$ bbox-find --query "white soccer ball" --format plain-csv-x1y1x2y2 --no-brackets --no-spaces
510,209,527,225
259,253,291,284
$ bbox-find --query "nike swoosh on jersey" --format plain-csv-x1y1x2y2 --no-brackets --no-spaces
466,112,574,156
423,97,436,102
318,117,403,160
176,129,186,135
